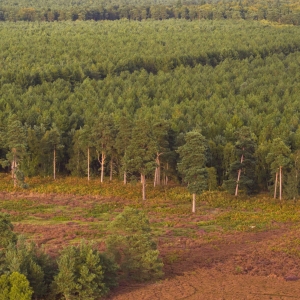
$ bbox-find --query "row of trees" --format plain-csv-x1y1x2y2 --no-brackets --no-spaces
1,111,299,201
1,0,300,24
0,208,163,299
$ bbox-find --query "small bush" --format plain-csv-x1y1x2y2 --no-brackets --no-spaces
0,272,33,300
53,241,118,300
0,213,17,249
107,207,164,282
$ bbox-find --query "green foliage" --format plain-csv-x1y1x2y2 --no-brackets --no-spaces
2,236,56,299
224,127,257,195
0,213,17,249
53,241,117,300
107,207,164,281
109,206,151,234
0,272,33,300
177,131,208,195
2,19,300,192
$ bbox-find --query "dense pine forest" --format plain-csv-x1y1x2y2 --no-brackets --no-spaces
1,0,300,24
1,0,300,199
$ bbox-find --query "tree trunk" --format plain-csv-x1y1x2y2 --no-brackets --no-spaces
274,171,278,199
101,151,105,183
279,166,282,201
123,171,127,185
87,147,90,181
192,193,196,213
53,145,56,180
110,157,113,181
142,173,146,200
154,154,161,187
165,162,169,186
235,153,244,196
12,151,17,187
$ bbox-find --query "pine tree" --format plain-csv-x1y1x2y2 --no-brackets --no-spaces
177,131,208,213
4,115,27,187
224,127,257,196
106,207,163,282
0,272,33,300
53,241,117,299
266,138,291,200
127,118,157,200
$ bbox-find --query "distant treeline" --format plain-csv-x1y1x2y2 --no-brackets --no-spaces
0,0,300,25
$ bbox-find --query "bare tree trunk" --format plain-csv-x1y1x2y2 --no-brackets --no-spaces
154,154,161,187
53,145,56,180
123,171,127,185
192,193,196,213
274,171,278,199
101,151,105,183
165,162,169,186
87,147,90,181
142,173,146,200
279,166,282,201
235,153,244,196
12,150,17,187
88,147,90,181
110,157,113,181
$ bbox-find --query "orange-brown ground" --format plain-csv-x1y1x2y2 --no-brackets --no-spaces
1,191,300,300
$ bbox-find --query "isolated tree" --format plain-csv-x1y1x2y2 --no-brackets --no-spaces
266,138,291,200
106,207,163,282
177,131,208,213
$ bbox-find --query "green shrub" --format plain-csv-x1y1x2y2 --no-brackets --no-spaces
0,213,17,249
0,272,33,300
53,241,118,300
106,207,164,282
2,236,56,299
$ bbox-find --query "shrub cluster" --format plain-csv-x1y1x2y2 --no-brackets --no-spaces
0,209,163,299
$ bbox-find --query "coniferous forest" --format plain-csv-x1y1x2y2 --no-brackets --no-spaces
2,1,300,299
1,0,300,199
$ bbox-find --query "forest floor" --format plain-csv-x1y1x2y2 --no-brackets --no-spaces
1,190,300,300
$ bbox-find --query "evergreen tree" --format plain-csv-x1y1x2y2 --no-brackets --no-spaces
3,115,27,187
177,130,208,213
41,124,64,180
3,236,55,299
224,127,257,196
53,241,117,300
0,272,33,300
127,118,157,200
106,207,163,282
0,213,17,249
93,113,115,183
266,138,291,200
